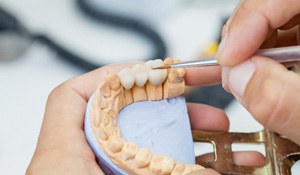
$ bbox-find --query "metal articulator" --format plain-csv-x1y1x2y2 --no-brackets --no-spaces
193,130,300,175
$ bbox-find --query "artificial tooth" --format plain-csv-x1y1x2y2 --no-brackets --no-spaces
145,59,164,69
145,59,167,86
117,68,135,90
132,64,148,87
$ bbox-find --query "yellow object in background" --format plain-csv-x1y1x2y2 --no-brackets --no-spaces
203,41,219,56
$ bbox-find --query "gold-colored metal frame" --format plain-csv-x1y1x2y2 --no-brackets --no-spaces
193,130,300,175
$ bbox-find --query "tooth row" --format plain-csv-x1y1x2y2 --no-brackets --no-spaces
90,58,204,174
103,136,204,175
117,59,167,90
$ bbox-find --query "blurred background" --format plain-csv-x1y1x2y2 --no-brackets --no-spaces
0,0,299,174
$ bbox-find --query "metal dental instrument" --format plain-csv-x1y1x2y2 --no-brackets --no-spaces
154,46,300,69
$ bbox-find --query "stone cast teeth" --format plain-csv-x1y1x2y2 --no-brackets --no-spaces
149,155,175,175
96,126,108,140
132,64,148,87
117,68,135,90
91,58,205,174
107,135,124,153
135,148,152,168
122,142,138,161
172,164,203,174
145,59,167,86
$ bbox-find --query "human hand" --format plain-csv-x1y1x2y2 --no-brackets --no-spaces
26,64,136,175
26,63,258,175
217,0,300,145
186,67,265,175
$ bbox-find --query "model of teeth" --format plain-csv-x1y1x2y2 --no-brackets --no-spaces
85,58,203,175
132,64,148,87
145,59,167,86
117,68,135,90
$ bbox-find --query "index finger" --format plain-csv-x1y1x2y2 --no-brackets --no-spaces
217,0,300,66
184,66,222,86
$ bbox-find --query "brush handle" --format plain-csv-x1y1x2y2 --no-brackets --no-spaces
171,58,218,68
257,46,300,62
171,46,300,69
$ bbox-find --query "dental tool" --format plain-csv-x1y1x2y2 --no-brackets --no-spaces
154,46,300,69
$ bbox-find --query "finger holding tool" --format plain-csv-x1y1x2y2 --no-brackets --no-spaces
154,45,300,175
154,46,300,70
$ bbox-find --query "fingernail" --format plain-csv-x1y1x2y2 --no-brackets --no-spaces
216,35,228,64
226,59,256,97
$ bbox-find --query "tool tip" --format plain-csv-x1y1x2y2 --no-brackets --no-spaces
152,65,170,70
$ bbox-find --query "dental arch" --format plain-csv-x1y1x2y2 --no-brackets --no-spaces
90,58,204,175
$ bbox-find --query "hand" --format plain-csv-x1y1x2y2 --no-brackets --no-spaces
27,63,261,175
26,63,264,175
26,63,139,175
186,67,264,175
217,0,300,145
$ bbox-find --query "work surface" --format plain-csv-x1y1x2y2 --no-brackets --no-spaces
0,0,299,174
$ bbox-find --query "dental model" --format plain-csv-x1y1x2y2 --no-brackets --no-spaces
86,58,204,175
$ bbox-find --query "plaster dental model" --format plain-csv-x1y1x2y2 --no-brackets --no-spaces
85,58,204,175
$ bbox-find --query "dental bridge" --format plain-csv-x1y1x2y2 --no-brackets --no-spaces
87,58,300,175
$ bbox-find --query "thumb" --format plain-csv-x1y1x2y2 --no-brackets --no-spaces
217,0,300,66
223,56,300,145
